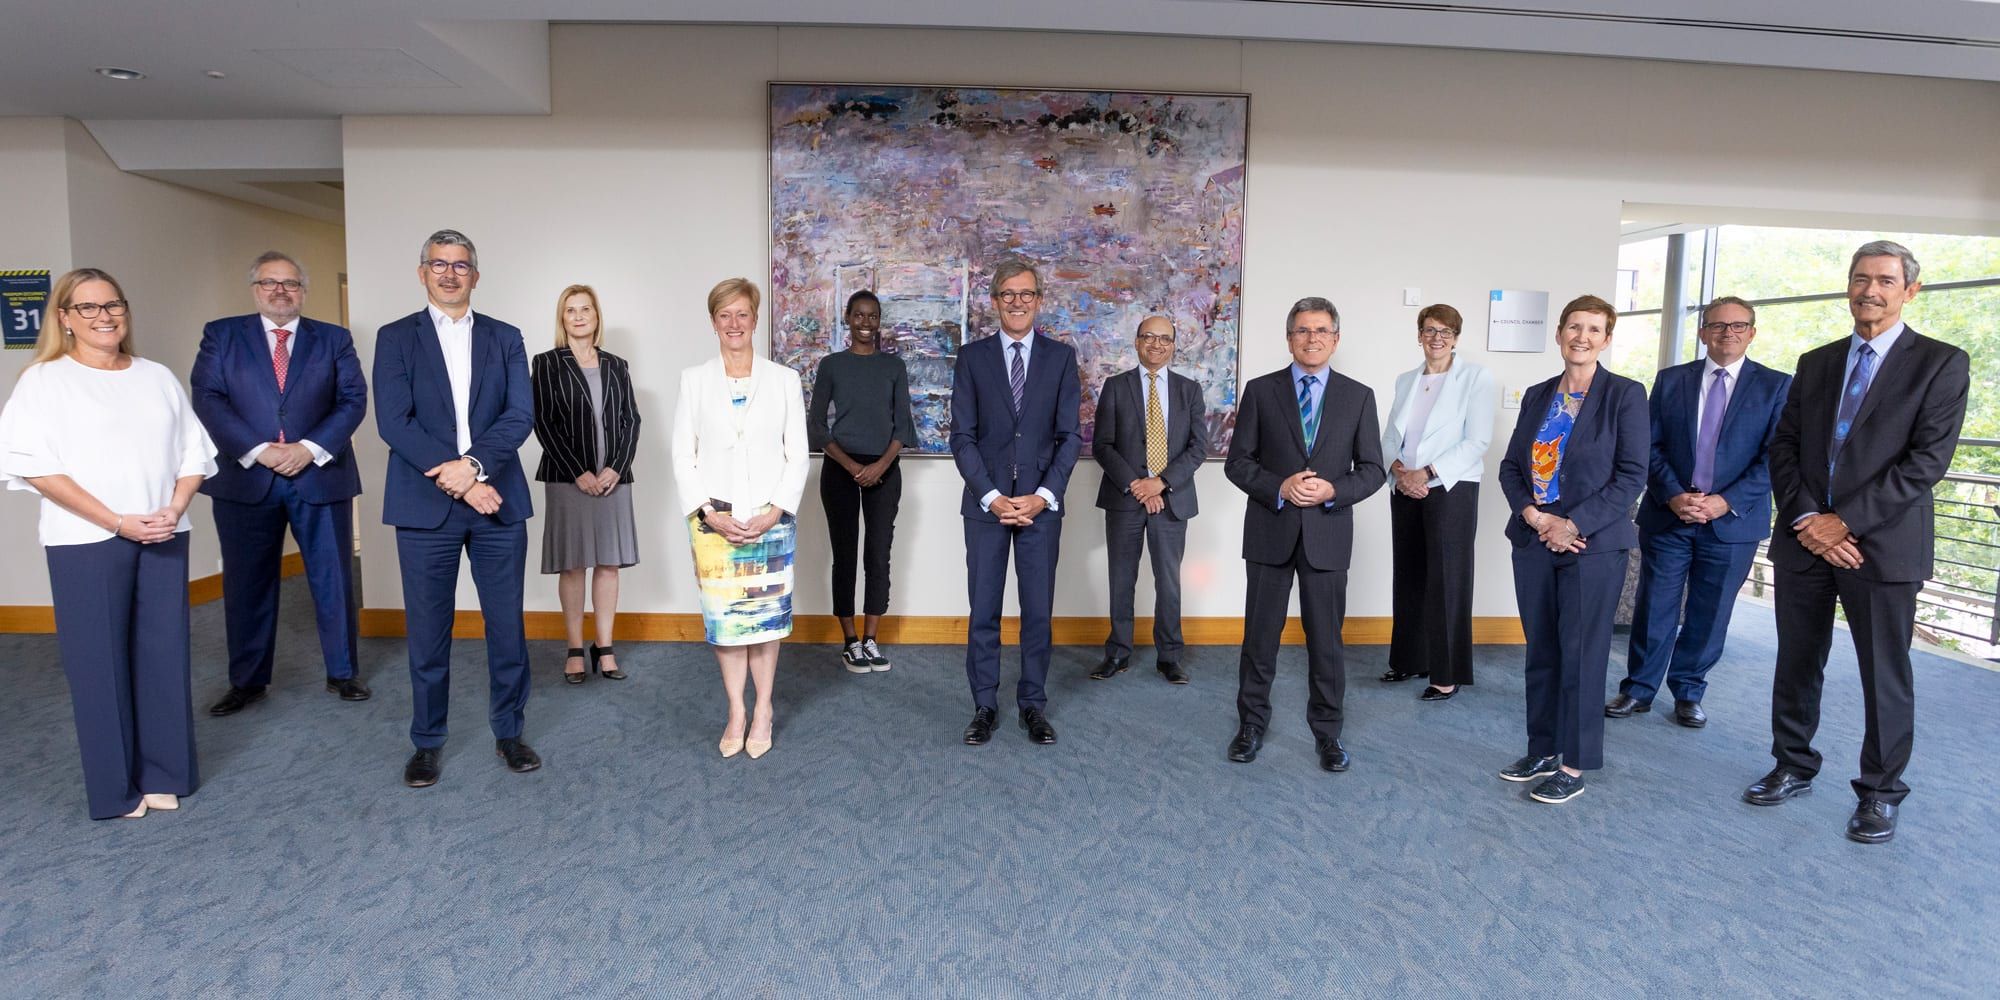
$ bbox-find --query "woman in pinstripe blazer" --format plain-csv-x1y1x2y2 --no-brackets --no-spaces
532,285,642,684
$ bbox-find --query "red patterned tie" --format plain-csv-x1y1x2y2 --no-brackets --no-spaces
273,328,291,442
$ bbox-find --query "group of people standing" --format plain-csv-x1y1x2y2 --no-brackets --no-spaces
0,234,1965,847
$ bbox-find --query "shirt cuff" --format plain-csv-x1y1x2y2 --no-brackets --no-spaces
980,489,1001,512
240,442,270,469
1035,487,1059,512
1791,512,1818,528
301,439,333,467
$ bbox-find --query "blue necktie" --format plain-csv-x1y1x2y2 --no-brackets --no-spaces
1691,369,1727,493
1298,374,1319,451
1009,341,1025,415
1828,342,1876,502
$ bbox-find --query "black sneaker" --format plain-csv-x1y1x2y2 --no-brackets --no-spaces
1529,771,1586,804
1499,753,1560,782
860,638,891,672
841,641,872,674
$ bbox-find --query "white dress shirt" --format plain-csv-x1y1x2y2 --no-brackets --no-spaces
979,331,1061,513
238,314,332,469
429,304,477,456
1695,354,1747,432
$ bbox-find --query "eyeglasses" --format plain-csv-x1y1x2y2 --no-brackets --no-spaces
252,279,304,292
1700,321,1752,334
994,290,1040,304
425,259,475,276
1288,327,1337,341
64,300,129,318
1418,326,1458,339
1135,333,1174,344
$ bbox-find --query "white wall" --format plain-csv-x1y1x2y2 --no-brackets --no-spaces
0,119,345,606
340,24,2000,621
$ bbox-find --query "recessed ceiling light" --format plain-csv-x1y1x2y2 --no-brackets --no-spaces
204,69,227,79
94,67,146,81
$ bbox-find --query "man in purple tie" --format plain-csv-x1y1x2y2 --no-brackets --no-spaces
1608,297,1789,729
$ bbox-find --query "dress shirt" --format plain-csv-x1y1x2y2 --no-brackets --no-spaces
1693,354,1746,437
978,330,1061,514
428,304,478,458
1139,364,1173,477
1279,361,1335,510
238,314,331,469
1793,321,1907,526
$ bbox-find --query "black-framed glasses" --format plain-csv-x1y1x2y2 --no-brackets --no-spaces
1700,321,1752,334
994,290,1040,304
1135,332,1174,344
252,278,304,292
64,300,129,318
1418,326,1458,339
425,259,475,276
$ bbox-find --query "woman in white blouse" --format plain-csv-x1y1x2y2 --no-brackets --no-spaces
0,269,217,819
1379,304,1497,701
671,278,809,760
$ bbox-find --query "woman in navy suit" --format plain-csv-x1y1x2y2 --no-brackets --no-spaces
1494,295,1647,804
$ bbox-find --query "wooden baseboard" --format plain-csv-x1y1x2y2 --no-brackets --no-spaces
0,553,308,632
188,551,305,605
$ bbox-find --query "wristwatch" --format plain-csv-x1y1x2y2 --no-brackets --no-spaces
461,454,484,478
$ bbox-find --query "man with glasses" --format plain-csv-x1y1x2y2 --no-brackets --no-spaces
951,257,1082,746
1090,315,1208,685
1747,241,1968,844
190,251,370,717
374,229,540,787
1608,297,1789,730
1224,297,1384,771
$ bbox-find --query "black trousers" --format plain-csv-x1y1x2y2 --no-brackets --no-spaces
1237,543,1347,743
1513,544,1628,771
1388,483,1479,686
819,453,901,620
1771,559,1920,804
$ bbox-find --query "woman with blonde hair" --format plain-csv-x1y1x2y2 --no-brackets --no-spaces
0,268,216,819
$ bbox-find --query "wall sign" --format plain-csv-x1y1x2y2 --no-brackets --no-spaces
1486,289,1549,353
2,270,50,350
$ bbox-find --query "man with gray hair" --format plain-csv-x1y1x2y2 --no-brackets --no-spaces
190,250,371,717
1747,240,1969,845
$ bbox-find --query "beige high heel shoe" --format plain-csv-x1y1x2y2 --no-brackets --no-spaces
120,801,148,819
745,720,773,759
142,793,180,811
719,726,746,758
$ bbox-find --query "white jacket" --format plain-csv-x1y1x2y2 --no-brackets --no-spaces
1380,355,1498,490
671,355,810,518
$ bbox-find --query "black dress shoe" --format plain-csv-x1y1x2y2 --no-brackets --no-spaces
563,646,587,685
1743,766,1813,805
404,747,442,788
1316,739,1350,772
1156,661,1189,685
1090,656,1130,680
1419,685,1455,701
963,707,998,746
1529,770,1586,804
1674,700,1707,728
1604,694,1652,718
1499,753,1560,782
590,644,626,681
496,738,542,773
208,686,267,717
326,677,372,701
1020,707,1057,745
1227,724,1264,763
1846,799,1898,844
1379,668,1427,683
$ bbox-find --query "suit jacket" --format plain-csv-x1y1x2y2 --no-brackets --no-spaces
531,347,641,484
373,309,534,528
189,314,366,505
1224,365,1385,571
1380,356,1497,490
670,355,809,518
1093,366,1207,519
949,332,1082,522
1769,326,1969,582
1637,357,1791,544
1497,363,1648,552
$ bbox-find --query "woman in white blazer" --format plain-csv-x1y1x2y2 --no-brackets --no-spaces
1379,303,1498,700
671,277,809,760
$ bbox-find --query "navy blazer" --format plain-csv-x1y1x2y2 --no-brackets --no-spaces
1637,357,1790,544
1498,363,1648,552
373,309,534,528
190,314,367,506
949,332,1082,521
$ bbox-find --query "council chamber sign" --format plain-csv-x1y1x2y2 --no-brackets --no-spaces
2,270,50,350
1486,288,1549,353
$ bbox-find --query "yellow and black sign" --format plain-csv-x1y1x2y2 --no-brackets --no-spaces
2,269,50,350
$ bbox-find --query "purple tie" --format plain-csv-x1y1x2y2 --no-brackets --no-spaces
1009,341,1026,414
1692,368,1727,493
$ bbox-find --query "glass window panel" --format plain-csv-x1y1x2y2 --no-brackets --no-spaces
1616,238,1666,312
1607,313,1660,391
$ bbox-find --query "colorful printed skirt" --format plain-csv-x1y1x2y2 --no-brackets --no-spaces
687,507,796,646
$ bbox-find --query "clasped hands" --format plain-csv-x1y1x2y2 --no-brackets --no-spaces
1520,506,1586,553
1128,476,1167,515
1667,491,1730,524
572,467,623,497
1389,460,1430,500
990,493,1049,526
1796,512,1864,570
1280,469,1335,507
703,505,783,544
426,457,501,515
255,442,315,478
114,506,184,544
848,457,893,489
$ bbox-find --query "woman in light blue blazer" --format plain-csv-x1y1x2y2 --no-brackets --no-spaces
1380,304,1497,701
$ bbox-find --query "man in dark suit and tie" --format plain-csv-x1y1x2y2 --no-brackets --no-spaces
951,257,1082,747
1608,296,1790,729
374,229,540,787
1225,297,1386,772
1746,241,1968,844
191,251,370,716
1091,315,1209,684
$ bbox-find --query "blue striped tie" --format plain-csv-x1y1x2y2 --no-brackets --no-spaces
1827,343,1875,504
1009,341,1026,415
1298,373,1319,451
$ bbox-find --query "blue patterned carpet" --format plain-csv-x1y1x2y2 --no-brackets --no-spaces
2,579,1996,998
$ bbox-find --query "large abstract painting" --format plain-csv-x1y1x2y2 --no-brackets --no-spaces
770,83,1247,456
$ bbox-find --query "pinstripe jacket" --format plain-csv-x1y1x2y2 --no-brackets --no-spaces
531,346,641,483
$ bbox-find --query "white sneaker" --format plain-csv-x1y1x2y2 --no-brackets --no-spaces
841,641,872,674
861,638,891,672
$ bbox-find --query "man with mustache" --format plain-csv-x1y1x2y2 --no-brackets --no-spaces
1746,240,1969,844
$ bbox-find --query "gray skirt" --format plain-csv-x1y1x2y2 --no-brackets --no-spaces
540,482,640,573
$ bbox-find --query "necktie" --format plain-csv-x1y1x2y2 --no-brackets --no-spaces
273,328,292,442
1691,368,1727,492
1828,342,1876,500
1145,371,1167,476
1009,341,1026,415
1298,373,1319,451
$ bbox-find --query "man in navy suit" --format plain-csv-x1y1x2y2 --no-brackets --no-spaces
374,229,540,787
191,251,370,716
1607,297,1790,729
951,257,1082,747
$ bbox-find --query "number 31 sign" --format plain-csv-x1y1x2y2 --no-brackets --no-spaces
2,270,50,350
